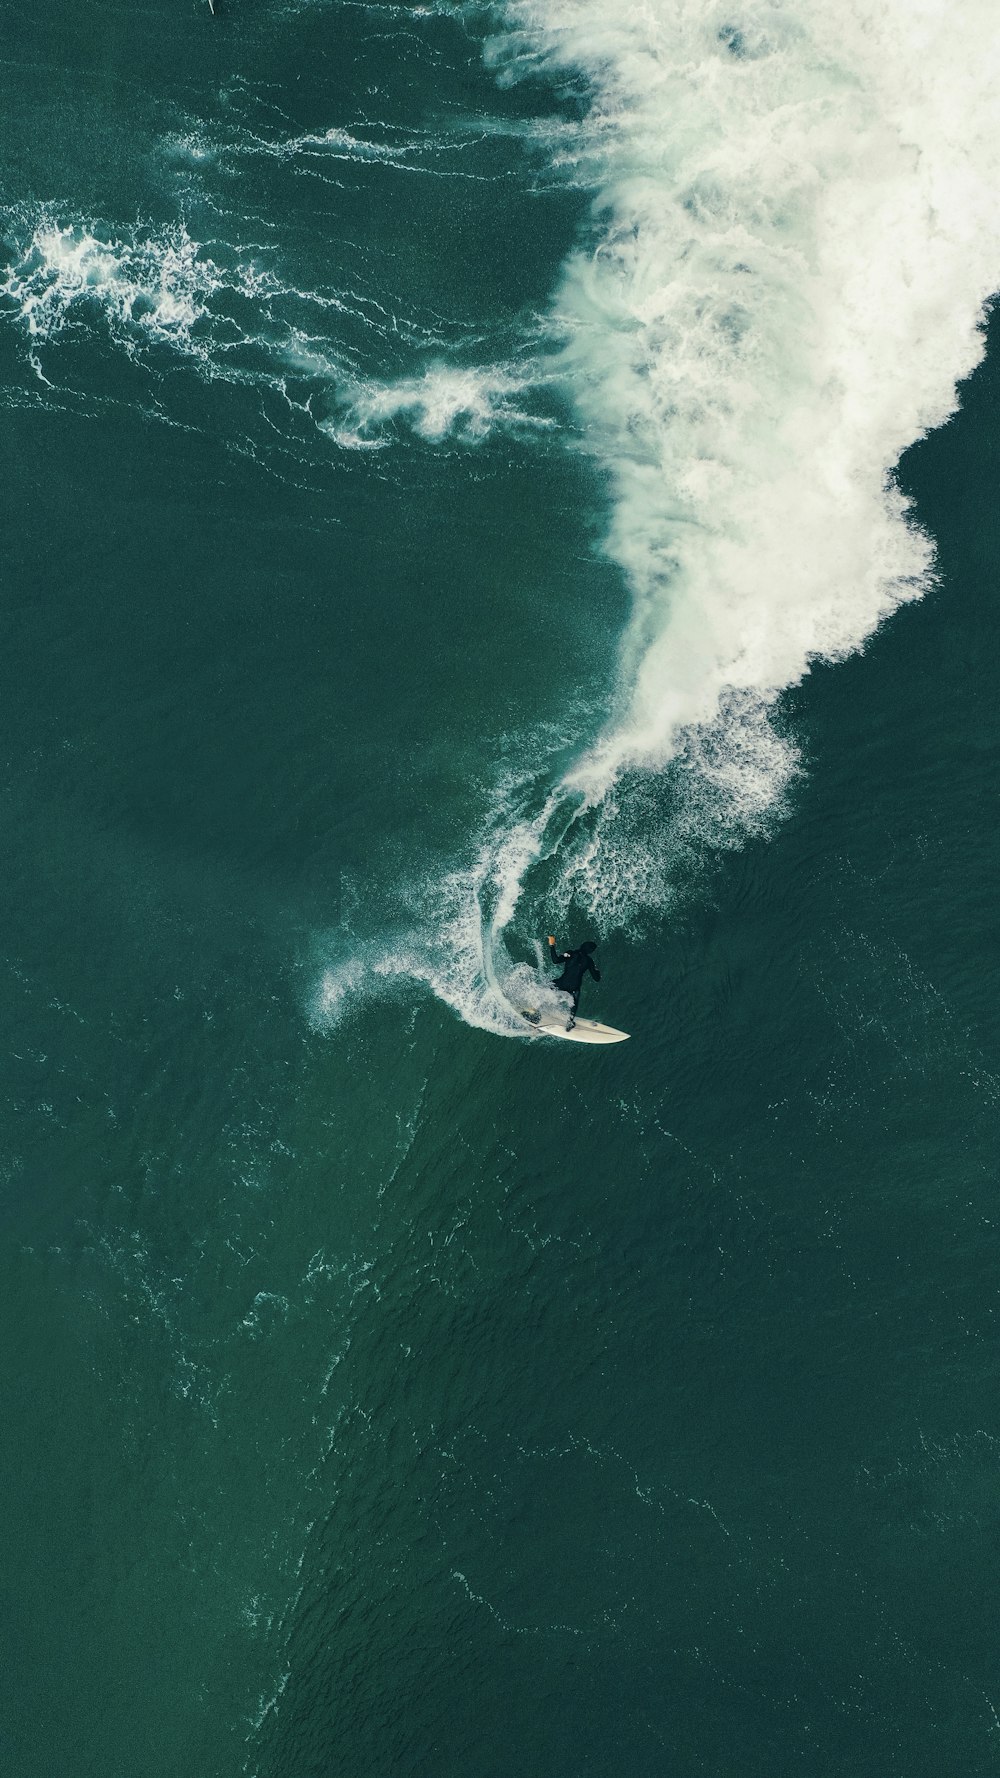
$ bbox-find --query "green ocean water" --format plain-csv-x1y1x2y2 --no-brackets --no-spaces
2,4,1000,1775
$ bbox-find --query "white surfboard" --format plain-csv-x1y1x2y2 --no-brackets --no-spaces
520,1008,630,1045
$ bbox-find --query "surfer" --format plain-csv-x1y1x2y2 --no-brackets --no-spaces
546,936,601,1030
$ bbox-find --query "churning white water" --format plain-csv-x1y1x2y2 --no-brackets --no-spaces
466,0,1000,934
319,0,1000,1032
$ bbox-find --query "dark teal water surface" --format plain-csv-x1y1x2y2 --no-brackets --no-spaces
1,5,999,1775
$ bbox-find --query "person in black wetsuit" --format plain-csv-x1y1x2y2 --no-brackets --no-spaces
547,935,600,1029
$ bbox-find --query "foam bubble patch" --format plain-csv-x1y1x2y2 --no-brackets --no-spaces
0,216,222,351
325,361,552,447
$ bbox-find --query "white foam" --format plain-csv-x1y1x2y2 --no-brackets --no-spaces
488,0,1000,813
411,0,1000,962
0,207,538,463
363,0,1000,1026
0,209,327,400
325,361,550,446
160,129,217,167
311,890,533,1039
0,216,222,350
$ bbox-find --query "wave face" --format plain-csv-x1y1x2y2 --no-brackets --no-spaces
466,0,1000,926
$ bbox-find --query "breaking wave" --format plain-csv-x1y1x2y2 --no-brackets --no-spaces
321,0,1000,1032
495,0,1000,789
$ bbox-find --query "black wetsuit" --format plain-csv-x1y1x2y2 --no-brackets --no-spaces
549,942,601,1020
